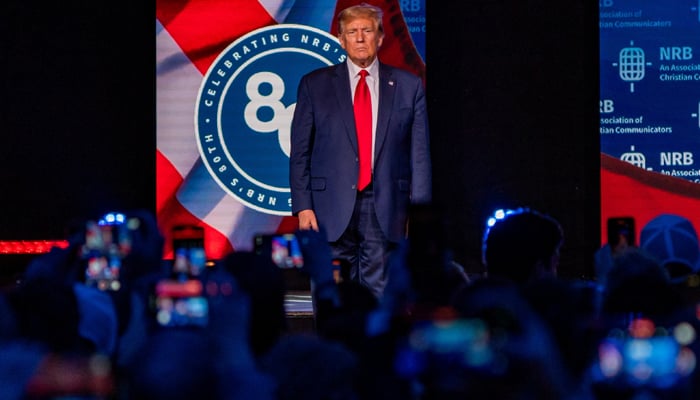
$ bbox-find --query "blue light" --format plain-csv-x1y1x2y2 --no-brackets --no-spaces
482,207,534,266
99,212,126,225
493,209,506,220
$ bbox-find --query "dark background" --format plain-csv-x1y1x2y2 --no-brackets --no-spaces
426,1,600,278
2,1,599,278
2,1,156,239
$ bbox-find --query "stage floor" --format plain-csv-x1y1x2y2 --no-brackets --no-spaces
284,291,315,334
284,291,314,315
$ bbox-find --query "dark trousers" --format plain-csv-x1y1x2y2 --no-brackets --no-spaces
330,186,396,299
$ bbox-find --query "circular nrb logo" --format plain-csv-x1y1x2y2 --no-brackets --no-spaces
195,24,346,215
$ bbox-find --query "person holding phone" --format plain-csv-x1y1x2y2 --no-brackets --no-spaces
594,217,636,290
290,3,432,299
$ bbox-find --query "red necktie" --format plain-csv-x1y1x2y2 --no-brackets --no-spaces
354,70,372,191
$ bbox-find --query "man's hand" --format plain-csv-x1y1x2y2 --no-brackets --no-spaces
297,209,319,231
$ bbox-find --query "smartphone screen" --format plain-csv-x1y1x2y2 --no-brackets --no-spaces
594,333,692,388
171,225,206,278
254,233,304,269
82,213,132,291
607,217,636,248
153,278,209,328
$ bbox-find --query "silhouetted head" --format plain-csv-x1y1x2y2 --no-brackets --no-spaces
259,333,359,400
482,208,564,284
7,277,90,354
220,251,287,357
602,246,685,319
437,278,570,398
126,329,217,400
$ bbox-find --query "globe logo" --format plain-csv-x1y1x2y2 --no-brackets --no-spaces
614,41,653,93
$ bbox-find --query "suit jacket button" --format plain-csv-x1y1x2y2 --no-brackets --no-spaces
355,157,359,162
351,184,356,190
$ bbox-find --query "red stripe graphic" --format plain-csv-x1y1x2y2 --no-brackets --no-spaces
156,0,276,74
157,150,234,259
601,153,700,245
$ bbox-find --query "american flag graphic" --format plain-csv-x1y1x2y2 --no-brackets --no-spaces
156,0,425,260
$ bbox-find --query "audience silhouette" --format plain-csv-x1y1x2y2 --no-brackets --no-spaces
481,207,564,284
1,207,700,399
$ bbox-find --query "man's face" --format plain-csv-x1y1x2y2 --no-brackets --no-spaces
338,17,384,68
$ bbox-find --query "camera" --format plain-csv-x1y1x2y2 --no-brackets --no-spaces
81,212,134,291
150,225,209,328
394,316,505,380
153,278,209,328
607,216,636,248
254,233,304,269
171,225,206,279
591,320,697,389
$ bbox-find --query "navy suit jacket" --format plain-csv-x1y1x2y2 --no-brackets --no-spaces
290,60,431,243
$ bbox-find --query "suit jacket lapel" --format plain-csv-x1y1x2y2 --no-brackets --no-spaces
332,62,359,154
375,62,395,160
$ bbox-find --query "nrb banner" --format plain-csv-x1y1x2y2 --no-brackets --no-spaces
599,1,700,243
156,0,426,259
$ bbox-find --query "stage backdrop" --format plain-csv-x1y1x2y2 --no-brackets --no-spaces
156,0,426,259
599,1,700,244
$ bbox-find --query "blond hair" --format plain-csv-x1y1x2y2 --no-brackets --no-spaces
337,3,384,35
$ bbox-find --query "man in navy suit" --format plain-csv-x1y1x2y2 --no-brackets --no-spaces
290,3,431,299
